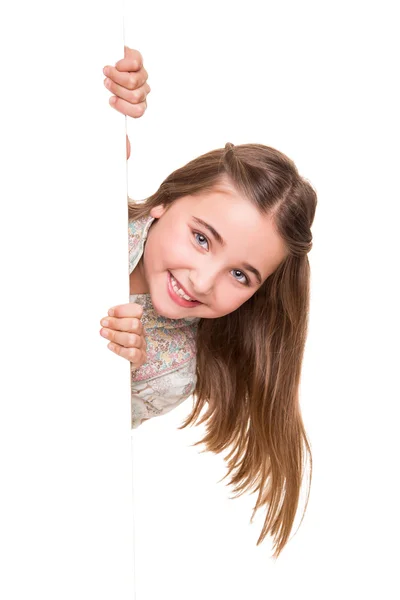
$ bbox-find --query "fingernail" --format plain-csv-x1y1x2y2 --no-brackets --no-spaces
108,309,115,316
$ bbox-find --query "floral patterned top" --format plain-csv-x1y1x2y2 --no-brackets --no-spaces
129,214,200,429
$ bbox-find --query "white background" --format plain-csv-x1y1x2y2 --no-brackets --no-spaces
1,1,399,598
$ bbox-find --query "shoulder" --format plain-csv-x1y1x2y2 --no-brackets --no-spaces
128,214,153,243
128,214,156,273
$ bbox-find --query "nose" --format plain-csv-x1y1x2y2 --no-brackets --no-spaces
188,270,217,298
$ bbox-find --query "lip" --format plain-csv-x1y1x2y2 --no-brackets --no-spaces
171,273,198,301
167,271,203,308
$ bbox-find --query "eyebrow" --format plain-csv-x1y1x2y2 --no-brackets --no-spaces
191,216,263,285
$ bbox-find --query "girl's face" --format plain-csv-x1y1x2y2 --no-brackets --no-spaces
139,177,288,319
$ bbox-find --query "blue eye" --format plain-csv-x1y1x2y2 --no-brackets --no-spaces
232,270,249,285
194,231,209,249
192,231,250,286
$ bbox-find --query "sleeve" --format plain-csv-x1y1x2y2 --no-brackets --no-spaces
131,358,197,429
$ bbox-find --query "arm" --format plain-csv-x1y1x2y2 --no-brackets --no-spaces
131,359,197,429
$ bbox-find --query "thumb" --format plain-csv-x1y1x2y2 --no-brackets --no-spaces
122,46,142,70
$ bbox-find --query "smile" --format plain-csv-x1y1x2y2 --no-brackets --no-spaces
167,271,203,308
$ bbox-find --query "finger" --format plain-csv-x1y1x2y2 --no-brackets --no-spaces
108,343,147,366
107,303,144,318
119,47,143,71
100,316,144,335
101,329,146,350
103,65,149,91
104,77,150,104
109,96,147,119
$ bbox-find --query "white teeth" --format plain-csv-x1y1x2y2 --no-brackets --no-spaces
170,274,195,301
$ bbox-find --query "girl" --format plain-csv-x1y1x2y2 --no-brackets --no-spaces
100,47,318,559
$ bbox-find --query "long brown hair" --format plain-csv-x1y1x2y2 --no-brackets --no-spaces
128,142,317,558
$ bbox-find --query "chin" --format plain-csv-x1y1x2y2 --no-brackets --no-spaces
149,294,176,319
154,306,175,319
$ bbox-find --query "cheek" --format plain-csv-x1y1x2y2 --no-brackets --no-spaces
142,230,181,286
161,232,191,264
214,288,251,314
